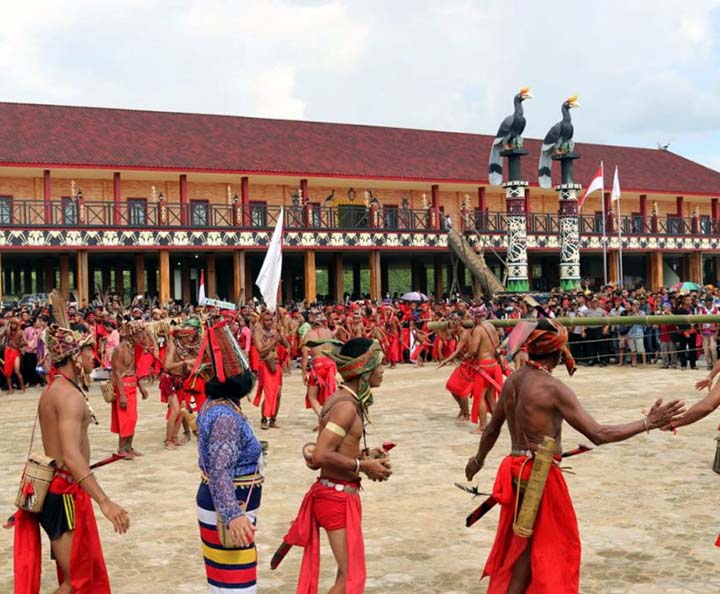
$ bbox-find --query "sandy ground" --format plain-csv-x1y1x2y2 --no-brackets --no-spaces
1,362,720,594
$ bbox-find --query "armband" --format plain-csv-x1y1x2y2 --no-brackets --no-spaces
325,421,347,438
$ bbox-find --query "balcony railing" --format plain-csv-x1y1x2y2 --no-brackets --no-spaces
0,199,717,238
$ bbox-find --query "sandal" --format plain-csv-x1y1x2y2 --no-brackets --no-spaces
261,417,269,430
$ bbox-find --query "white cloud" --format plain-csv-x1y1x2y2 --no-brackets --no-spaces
0,0,720,169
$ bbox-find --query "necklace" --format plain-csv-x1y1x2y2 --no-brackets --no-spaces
526,360,553,375
56,372,99,425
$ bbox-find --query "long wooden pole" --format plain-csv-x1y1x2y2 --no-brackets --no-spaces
429,314,720,331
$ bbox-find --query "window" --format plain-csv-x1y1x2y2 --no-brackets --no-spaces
593,211,605,234
383,205,398,229
701,216,712,235
61,197,78,225
666,215,681,235
249,201,267,227
190,200,209,227
127,198,147,226
0,196,12,225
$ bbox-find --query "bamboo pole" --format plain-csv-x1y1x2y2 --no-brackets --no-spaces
429,314,720,331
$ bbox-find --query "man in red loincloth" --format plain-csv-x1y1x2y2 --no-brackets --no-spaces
302,312,338,419
276,338,392,594
465,318,684,593
13,323,129,594
253,311,290,429
110,321,149,459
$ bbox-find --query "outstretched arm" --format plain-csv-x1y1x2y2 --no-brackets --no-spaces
555,381,684,445
670,381,720,429
465,380,509,480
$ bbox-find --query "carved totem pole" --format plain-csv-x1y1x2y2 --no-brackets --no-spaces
538,95,581,291
488,87,534,292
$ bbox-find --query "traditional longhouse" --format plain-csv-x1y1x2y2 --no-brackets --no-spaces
0,101,719,305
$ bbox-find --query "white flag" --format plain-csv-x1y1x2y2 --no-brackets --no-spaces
255,208,284,312
611,166,621,201
579,163,604,210
198,270,206,305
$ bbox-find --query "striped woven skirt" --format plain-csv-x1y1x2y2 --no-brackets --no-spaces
196,475,263,593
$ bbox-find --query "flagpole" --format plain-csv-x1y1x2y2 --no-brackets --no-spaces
600,161,607,286
615,167,624,287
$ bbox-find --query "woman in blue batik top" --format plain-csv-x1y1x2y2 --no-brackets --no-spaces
196,321,263,593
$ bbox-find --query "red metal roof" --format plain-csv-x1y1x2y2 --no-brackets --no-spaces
0,101,718,195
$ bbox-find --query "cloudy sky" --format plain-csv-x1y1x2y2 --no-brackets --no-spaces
2,0,719,169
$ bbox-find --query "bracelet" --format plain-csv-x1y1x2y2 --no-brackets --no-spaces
643,417,650,433
355,458,361,475
77,471,94,485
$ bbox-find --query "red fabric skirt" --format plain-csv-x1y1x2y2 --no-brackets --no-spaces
249,345,260,372
253,360,283,417
470,360,503,424
385,334,401,364
306,355,338,408
4,346,19,377
282,479,365,594
110,376,138,437
445,360,477,398
483,456,580,593
13,471,111,594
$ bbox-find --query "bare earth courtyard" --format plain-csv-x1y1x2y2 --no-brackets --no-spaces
1,363,719,594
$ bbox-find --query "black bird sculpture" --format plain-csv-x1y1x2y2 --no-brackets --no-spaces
538,95,580,188
488,87,534,186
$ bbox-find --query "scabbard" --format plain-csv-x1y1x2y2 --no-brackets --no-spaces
270,540,293,570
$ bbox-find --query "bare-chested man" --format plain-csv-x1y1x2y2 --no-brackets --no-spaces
13,326,129,593
252,312,290,429
466,305,503,434
278,338,392,594
110,321,149,459
439,316,473,421
465,318,683,594
302,312,339,419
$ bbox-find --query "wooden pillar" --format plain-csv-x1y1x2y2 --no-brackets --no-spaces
101,268,111,293
434,256,444,299
241,177,250,226
333,252,344,304
113,172,121,225
283,260,294,304
179,174,188,225
233,250,246,304
608,250,619,285
135,254,146,295
147,259,157,298
676,196,684,217
76,250,89,308
23,268,32,294
352,262,361,297
688,252,702,284
380,258,389,298
648,251,663,291
159,250,170,304
43,170,52,224
43,261,53,292
59,255,70,299
206,253,217,298
115,265,124,293
304,250,317,305
639,194,648,233
300,179,309,226
478,187,486,212
181,261,191,304
369,250,381,302
431,184,440,230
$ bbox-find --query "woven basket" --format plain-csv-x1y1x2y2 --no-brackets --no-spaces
101,381,115,403
15,453,56,513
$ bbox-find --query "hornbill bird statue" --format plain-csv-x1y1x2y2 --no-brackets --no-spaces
488,87,534,186
538,95,580,188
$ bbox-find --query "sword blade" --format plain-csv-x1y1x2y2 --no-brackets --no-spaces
270,541,293,570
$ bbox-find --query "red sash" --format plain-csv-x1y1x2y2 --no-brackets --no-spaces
13,471,111,594
110,376,138,437
253,360,283,417
282,479,365,594
306,356,338,408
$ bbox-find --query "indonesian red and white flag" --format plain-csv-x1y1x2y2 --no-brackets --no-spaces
256,208,284,312
611,166,621,201
198,270,206,305
579,164,604,210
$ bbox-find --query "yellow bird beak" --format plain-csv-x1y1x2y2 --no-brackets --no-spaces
570,101,580,108
523,91,534,99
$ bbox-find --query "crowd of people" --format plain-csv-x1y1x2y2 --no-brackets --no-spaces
8,281,720,593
